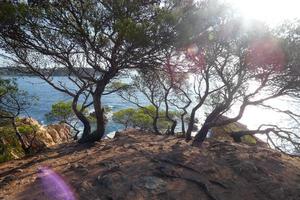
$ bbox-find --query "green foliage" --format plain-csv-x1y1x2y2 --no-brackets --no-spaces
17,124,38,135
46,101,112,126
211,122,257,145
0,77,35,162
46,101,90,122
241,135,257,145
112,108,136,128
0,2,16,26
131,108,153,130
0,77,35,121
107,81,131,93
0,78,17,96
0,125,24,163
112,105,175,131
45,101,74,123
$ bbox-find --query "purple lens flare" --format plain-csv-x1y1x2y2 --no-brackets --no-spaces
38,167,76,200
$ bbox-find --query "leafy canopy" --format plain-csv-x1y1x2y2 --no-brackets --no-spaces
112,105,178,131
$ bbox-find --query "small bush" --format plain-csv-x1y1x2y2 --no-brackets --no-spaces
17,124,38,135
112,106,174,132
241,135,257,145
0,126,24,163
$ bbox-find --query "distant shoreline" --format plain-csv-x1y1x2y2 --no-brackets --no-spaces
0,67,98,76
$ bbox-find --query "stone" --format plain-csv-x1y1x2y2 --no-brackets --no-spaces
14,118,72,153
68,163,89,174
85,150,93,155
138,176,167,192
70,163,85,169
123,144,131,148
101,144,113,151
15,169,23,173
78,168,89,174
269,187,285,200
234,160,257,173
100,161,120,171
97,174,114,189
2,175,15,183
80,181,92,191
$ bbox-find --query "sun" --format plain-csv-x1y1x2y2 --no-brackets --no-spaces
227,0,300,25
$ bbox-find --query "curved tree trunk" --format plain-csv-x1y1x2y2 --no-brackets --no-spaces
192,105,226,145
169,120,177,135
12,118,30,154
92,91,106,140
185,107,198,141
153,108,161,134
164,88,177,135
181,111,187,135
72,94,91,141
192,124,210,146
166,119,177,135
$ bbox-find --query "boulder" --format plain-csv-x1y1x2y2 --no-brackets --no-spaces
18,118,41,128
18,118,72,151
209,116,268,147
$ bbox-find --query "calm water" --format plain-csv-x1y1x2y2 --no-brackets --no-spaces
13,76,136,133
6,76,298,136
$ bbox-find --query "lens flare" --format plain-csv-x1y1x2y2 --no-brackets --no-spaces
187,44,199,56
186,44,206,72
38,167,76,200
246,38,285,74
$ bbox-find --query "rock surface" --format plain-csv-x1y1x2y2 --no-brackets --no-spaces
0,118,72,163
0,129,300,200
210,116,268,147
18,118,72,151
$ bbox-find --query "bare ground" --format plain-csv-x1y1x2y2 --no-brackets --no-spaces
1,129,300,200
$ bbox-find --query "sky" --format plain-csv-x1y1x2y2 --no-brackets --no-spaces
226,0,300,26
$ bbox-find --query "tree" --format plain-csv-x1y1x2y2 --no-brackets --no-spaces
116,0,229,138
112,108,136,129
112,106,175,132
170,16,300,152
45,101,85,139
0,0,180,142
116,1,300,153
187,23,300,148
0,78,36,154
117,62,191,136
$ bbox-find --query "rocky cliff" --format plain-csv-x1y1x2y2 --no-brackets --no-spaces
0,118,72,162
18,118,72,150
0,129,299,200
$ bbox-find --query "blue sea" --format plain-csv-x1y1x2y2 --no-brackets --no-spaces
12,76,139,133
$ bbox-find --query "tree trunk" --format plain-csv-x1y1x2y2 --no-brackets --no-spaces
164,88,177,135
92,84,106,141
185,108,197,141
153,111,160,134
181,111,187,135
72,95,91,140
192,105,226,144
192,124,210,146
12,118,30,154
167,120,177,135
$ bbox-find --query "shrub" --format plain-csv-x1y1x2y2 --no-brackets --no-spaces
241,135,257,145
45,101,74,123
17,124,38,135
112,106,174,132
0,126,24,163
